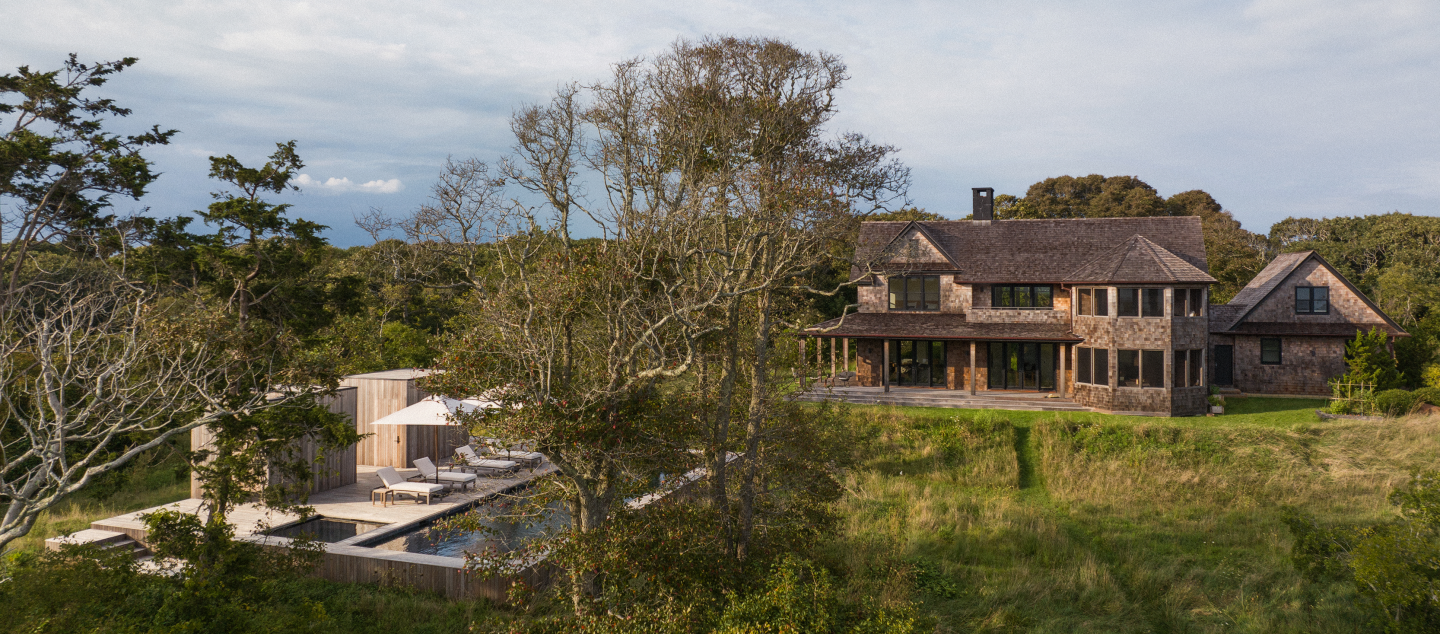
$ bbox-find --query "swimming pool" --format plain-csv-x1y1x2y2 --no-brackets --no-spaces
362,491,568,557
267,517,389,543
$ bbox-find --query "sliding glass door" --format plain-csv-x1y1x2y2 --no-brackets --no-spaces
887,340,948,387
987,342,1057,390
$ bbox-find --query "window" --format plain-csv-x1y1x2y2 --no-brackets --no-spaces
1261,338,1282,365
888,275,940,311
1142,289,1164,317
1094,349,1109,385
1174,350,1187,388
1117,288,1139,317
1189,288,1204,317
1174,350,1204,387
1142,350,1164,388
1175,288,1187,318
1117,349,1140,387
1295,286,1329,314
1079,288,1093,315
1077,347,1092,384
1094,288,1109,316
992,285,1054,309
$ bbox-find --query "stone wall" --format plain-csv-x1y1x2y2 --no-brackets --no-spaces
945,342,986,390
1230,335,1346,395
858,283,885,313
857,339,883,386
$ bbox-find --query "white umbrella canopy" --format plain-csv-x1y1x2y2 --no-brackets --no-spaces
368,396,494,427
369,396,496,468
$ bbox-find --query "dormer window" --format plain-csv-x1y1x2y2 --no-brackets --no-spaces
888,275,940,311
1296,286,1329,314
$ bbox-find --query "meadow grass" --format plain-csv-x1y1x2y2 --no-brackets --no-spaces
826,398,1440,633
3,452,192,556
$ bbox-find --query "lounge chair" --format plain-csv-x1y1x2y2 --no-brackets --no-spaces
414,457,478,491
475,439,544,468
374,466,444,505
454,445,520,477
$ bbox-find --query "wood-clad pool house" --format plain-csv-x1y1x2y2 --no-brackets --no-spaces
804,188,1407,416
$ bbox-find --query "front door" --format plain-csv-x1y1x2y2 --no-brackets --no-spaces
987,342,1057,390
1213,345,1234,386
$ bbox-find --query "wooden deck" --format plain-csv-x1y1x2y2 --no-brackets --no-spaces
92,463,558,601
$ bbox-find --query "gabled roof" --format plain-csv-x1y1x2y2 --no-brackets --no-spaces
852,216,1208,283
873,220,962,270
1214,250,1408,337
1064,235,1216,284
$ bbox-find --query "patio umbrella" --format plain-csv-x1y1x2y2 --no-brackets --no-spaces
370,396,495,467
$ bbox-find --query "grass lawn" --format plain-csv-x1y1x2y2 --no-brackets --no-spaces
825,397,1439,632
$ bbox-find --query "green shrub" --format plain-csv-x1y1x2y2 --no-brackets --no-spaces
1374,390,1417,417
1414,387,1440,407
1423,363,1440,389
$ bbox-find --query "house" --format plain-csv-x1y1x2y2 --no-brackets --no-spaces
1208,251,1407,395
806,188,1406,415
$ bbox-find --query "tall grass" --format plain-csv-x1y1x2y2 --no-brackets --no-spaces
829,403,1440,632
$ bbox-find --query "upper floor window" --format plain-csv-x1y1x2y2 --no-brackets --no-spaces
992,285,1053,309
888,275,940,311
1117,288,1164,317
1175,288,1205,317
1077,288,1109,316
1296,286,1329,314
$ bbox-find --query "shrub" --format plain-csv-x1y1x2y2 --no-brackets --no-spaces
1422,363,1440,389
1374,390,1417,417
1413,387,1440,407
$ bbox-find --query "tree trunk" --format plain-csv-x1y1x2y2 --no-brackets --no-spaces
736,288,773,562
709,295,743,552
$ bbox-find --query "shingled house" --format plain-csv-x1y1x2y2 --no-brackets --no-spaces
806,188,1405,415
1208,251,1407,395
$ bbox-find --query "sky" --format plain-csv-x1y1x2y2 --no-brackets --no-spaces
3,0,1438,246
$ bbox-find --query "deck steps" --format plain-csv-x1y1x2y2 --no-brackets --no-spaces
795,388,1092,412
45,528,152,562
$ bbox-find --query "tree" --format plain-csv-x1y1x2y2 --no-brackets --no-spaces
0,55,175,304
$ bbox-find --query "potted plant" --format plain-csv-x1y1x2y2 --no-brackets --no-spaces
1208,386,1224,415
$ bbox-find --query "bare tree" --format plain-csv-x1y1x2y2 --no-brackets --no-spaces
0,265,306,551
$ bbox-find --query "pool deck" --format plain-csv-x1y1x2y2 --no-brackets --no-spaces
93,462,558,549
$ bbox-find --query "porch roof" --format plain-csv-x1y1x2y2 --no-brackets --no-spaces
805,313,1081,341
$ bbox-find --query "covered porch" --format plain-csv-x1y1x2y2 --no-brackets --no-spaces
801,313,1083,396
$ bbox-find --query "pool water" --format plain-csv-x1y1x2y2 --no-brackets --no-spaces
267,517,388,543
365,500,569,557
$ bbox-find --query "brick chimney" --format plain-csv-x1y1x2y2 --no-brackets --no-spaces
972,187,994,223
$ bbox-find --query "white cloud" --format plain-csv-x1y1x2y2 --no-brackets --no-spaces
295,174,404,194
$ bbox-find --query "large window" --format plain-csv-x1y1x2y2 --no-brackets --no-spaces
1175,350,1203,387
1261,338,1282,365
1076,347,1109,386
1076,288,1108,316
1295,286,1329,314
1176,288,1205,317
1142,350,1164,388
1118,350,1140,387
888,275,940,311
1117,288,1139,317
992,285,1053,309
888,340,947,386
1142,289,1164,317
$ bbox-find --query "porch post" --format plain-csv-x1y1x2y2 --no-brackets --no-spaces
969,341,977,395
883,339,890,393
830,338,836,377
843,338,850,373
1059,343,1068,397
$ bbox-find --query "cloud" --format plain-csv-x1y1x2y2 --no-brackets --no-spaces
295,174,404,194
